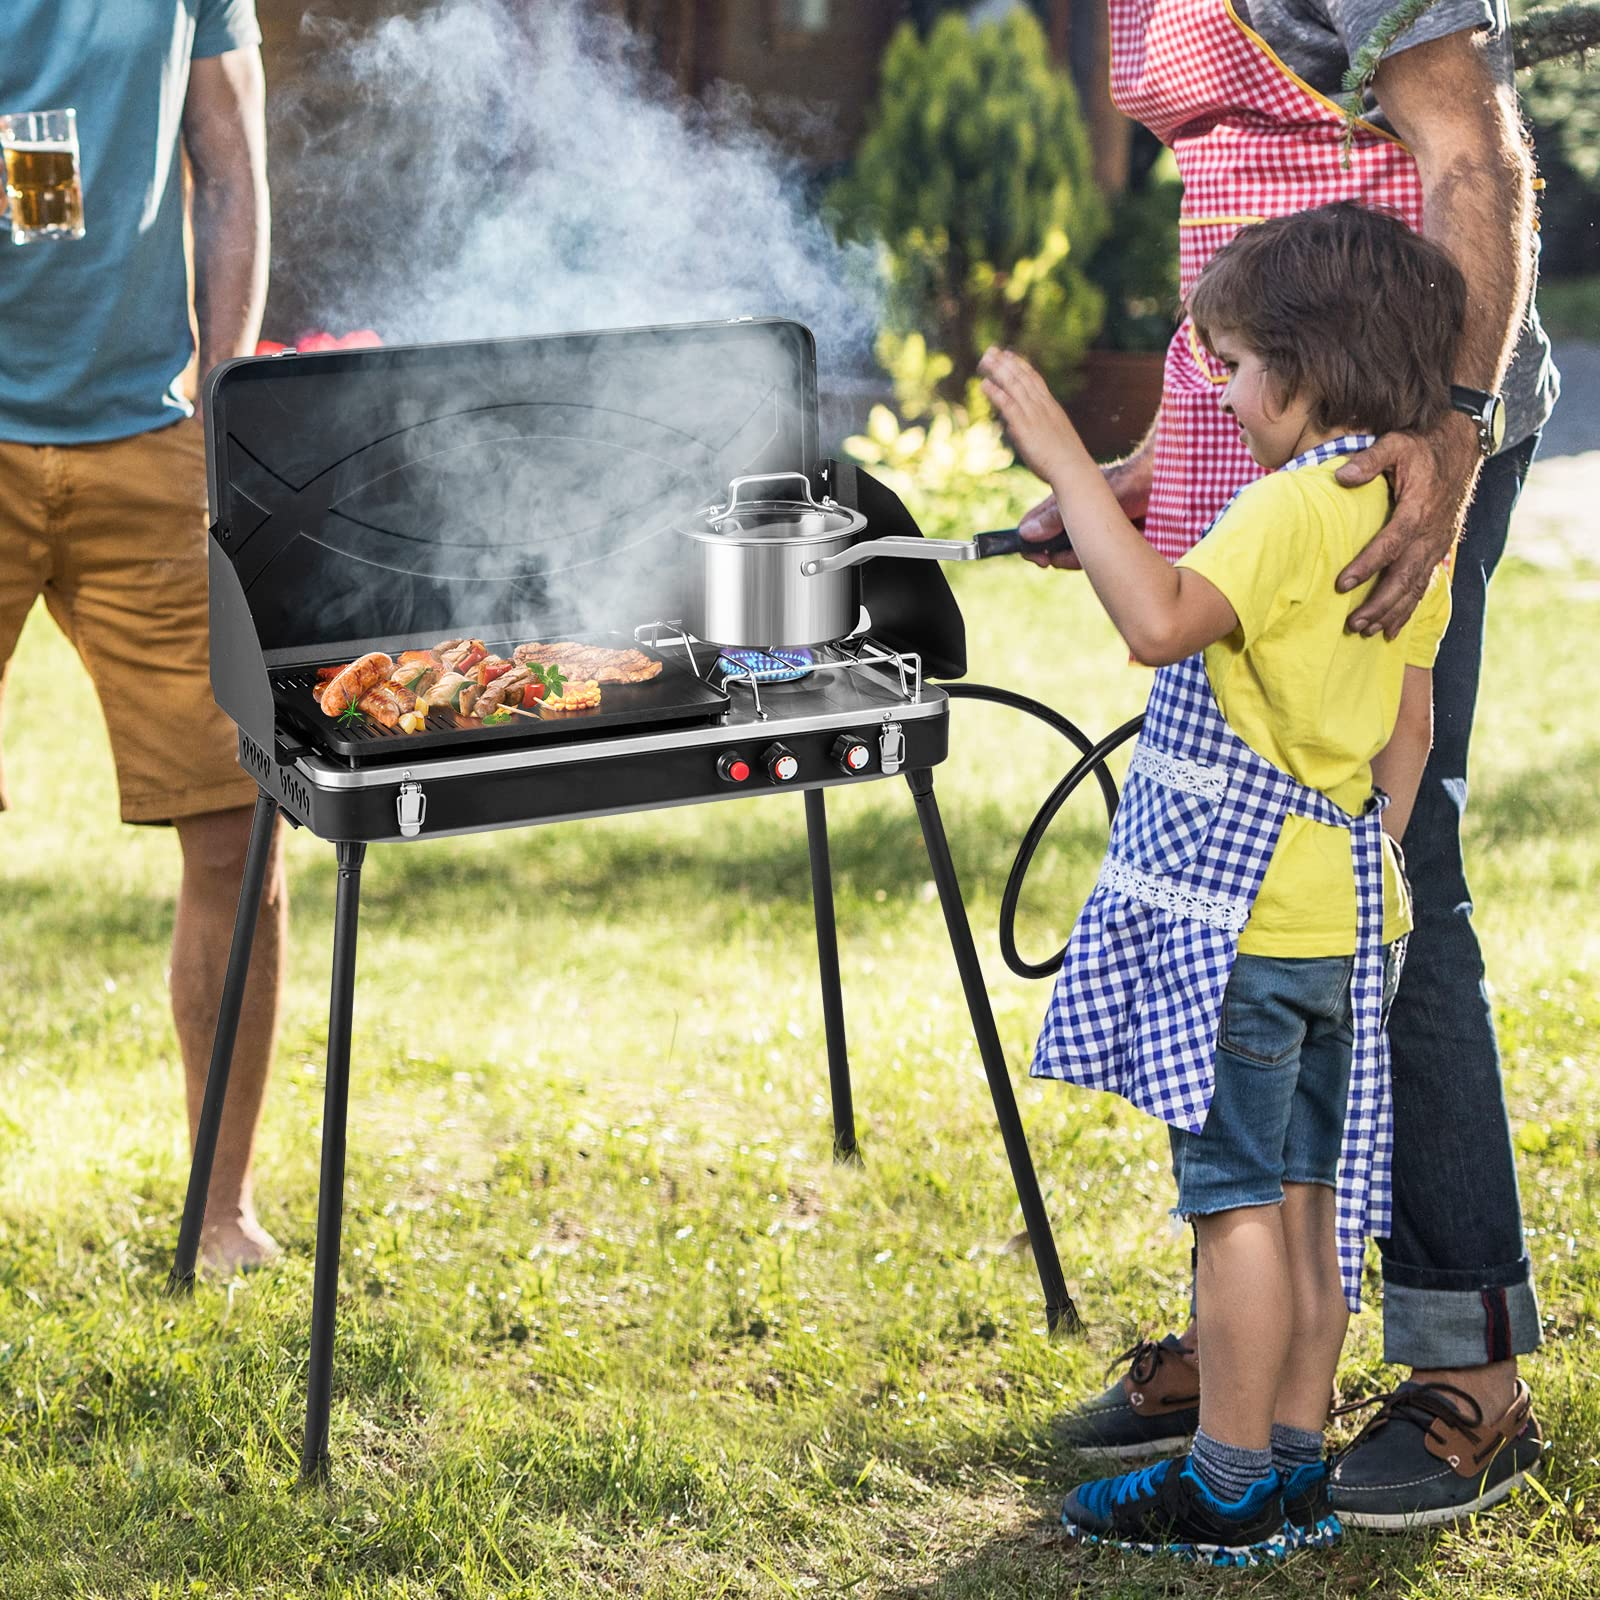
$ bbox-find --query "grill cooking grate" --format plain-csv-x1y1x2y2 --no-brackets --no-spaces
272,636,730,764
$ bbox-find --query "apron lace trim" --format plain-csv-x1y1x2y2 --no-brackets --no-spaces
1097,856,1253,932
1129,742,1229,800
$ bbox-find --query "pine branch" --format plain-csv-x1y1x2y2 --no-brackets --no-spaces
1514,4,1600,69
1336,1,1600,159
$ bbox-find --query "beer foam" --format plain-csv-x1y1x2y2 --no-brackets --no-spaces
3,140,76,153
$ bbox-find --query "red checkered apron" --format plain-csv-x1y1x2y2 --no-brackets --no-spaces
1110,0,1426,557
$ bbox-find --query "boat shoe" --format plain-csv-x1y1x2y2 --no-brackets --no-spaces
1056,1335,1200,1459
1061,1455,1287,1566
1329,1378,1545,1530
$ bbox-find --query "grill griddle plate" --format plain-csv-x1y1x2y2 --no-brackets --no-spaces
273,636,729,763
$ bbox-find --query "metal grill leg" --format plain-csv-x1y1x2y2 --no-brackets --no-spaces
169,789,280,1295
805,788,858,1162
300,840,366,1483
906,768,1080,1334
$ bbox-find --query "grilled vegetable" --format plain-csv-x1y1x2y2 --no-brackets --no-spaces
474,665,534,719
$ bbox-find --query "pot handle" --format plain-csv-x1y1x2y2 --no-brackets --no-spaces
800,528,1074,576
971,528,1074,559
719,471,828,515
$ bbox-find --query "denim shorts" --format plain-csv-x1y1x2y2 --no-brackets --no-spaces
1169,951,1361,1216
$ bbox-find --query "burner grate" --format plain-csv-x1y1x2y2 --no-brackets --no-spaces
716,647,815,684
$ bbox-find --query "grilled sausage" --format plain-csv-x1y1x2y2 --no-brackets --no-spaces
320,652,394,717
357,684,415,728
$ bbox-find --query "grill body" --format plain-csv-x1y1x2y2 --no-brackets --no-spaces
176,318,1075,1481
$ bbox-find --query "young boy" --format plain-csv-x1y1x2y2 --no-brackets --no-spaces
979,202,1464,1564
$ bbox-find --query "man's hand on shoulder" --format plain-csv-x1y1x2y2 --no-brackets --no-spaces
1333,413,1481,638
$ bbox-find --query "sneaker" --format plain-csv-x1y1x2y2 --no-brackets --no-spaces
1056,1335,1200,1459
1329,1379,1545,1531
1061,1454,1287,1566
1281,1458,1342,1550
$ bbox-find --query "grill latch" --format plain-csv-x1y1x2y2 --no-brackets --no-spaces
397,779,427,838
878,718,905,776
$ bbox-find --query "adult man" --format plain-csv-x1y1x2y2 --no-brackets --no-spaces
0,2,281,1272
1027,0,1555,1527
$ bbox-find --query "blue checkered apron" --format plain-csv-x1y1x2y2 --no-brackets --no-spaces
1031,437,1391,1309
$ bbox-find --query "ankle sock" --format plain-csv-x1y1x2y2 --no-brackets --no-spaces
1191,1427,1275,1505
1271,1422,1325,1475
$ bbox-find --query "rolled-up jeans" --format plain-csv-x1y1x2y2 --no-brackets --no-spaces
1378,431,1542,1367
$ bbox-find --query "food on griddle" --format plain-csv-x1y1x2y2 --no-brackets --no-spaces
398,707,429,735
437,637,488,674
420,671,481,716
397,648,443,668
389,658,440,696
512,641,662,684
473,665,534,719
541,678,603,715
356,683,417,729
320,652,395,717
470,654,515,686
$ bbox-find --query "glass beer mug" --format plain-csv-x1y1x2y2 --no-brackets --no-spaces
0,108,86,243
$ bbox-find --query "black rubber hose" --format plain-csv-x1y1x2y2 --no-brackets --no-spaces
938,681,1145,979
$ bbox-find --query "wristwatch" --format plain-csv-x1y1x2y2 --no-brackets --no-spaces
1449,385,1506,457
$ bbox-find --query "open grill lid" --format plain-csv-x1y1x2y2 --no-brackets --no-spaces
204,316,965,754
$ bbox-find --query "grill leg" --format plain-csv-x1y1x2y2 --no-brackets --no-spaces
300,840,366,1484
905,768,1081,1334
169,789,280,1295
805,787,858,1163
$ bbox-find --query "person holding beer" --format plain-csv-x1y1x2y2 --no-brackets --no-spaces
0,2,283,1272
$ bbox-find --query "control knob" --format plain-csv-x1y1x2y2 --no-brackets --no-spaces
763,742,800,783
830,735,871,775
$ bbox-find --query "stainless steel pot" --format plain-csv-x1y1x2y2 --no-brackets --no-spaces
678,472,868,648
677,471,1073,649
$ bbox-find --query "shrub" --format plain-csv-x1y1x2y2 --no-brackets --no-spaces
826,9,1108,399
844,332,1042,540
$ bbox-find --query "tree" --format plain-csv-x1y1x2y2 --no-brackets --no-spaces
827,9,1108,397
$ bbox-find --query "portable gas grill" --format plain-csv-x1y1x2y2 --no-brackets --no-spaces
169,318,1078,1481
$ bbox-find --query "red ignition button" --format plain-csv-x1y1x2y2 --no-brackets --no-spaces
763,743,800,783
831,735,871,774
717,752,752,783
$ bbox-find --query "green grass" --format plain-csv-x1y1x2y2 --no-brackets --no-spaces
2,516,1598,1597
1535,276,1600,342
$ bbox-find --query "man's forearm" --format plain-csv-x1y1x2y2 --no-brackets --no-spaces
193,172,268,378
1410,92,1532,397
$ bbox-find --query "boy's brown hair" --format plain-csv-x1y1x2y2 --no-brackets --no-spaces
1185,201,1467,437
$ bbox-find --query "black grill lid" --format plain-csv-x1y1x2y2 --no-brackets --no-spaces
205,318,819,660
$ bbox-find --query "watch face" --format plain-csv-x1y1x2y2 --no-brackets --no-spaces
1488,395,1507,453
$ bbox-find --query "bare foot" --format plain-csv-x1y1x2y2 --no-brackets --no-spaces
200,1212,282,1275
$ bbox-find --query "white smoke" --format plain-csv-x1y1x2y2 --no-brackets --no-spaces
271,0,881,377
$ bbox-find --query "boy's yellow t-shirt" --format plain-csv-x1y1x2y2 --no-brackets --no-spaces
1175,459,1451,956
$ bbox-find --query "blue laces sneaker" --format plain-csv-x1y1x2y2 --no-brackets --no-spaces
1281,1458,1341,1549
1061,1454,1287,1566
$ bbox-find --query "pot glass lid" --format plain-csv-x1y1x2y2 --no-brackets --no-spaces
690,500,864,544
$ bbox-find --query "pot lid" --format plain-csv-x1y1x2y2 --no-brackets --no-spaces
679,470,867,546
690,501,866,545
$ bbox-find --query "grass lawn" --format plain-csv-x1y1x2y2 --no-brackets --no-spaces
2,494,1598,1597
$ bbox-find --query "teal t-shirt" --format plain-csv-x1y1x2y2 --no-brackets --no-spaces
0,1,260,443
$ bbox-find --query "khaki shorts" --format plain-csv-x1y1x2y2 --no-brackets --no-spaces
0,418,256,824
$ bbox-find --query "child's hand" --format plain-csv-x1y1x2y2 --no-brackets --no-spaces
978,346,1084,489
